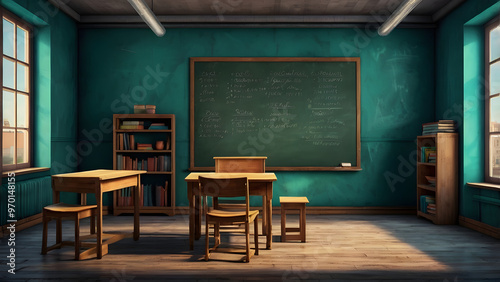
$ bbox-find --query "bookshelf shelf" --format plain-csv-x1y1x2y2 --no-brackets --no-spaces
416,133,458,225
116,150,173,153
113,114,176,216
417,184,436,192
116,129,173,133
417,162,436,167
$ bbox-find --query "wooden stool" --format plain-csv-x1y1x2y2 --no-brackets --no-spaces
41,203,97,260
280,197,309,242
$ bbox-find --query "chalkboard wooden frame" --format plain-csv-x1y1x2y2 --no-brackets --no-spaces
190,57,361,171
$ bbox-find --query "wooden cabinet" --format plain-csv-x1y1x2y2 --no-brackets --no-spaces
112,114,175,216
416,133,458,224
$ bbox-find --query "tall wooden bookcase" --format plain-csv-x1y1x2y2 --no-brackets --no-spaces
416,133,458,224
112,114,175,216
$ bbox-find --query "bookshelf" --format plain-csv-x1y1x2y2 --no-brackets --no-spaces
112,114,175,216
416,133,458,224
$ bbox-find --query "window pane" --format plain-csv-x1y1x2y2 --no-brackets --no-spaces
3,18,15,57
2,129,15,165
491,62,500,95
3,58,15,89
17,129,28,164
17,63,28,92
17,93,28,128
3,89,15,127
491,25,500,62
490,135,500,179
16,27,28,63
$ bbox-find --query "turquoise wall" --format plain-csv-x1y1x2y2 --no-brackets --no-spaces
436,0,500,226
1,0,78,206
78,27,435,207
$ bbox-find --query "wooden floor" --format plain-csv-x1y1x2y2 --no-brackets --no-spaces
1,214,499,281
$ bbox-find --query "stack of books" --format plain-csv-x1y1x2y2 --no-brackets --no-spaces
420,195,436,214
137,143,153,150
120,120,144,129
421,146,436,163
422,120,456,135
427,203,436,215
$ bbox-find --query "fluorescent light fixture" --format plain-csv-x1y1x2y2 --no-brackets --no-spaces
378,0,422,36
128,0,165,37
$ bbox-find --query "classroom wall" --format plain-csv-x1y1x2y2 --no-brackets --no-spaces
436,0,500,227
1,0,78,202
77,27,435,207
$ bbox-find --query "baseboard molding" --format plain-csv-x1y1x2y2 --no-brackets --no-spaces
459,216,500,239
175,206,415,215
0,206,111,238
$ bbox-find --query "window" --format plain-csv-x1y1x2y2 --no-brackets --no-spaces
1,9,32,171
486,17,500,183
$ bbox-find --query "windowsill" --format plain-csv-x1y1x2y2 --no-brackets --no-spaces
467,182,500,192
2,167,50,178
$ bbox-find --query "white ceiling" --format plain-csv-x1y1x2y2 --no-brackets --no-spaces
48,0,466,27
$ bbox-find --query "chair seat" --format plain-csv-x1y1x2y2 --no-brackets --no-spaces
208,209,259,219
44,203,97,213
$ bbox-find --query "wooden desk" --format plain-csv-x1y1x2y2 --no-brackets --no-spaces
51,169,146,259
185,172,277,250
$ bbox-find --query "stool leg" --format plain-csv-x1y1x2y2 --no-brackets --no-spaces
74,215,80,260
281,205,286,242
90,210,96,235
300,205,306,242
254,215,259,255
41,215,48,255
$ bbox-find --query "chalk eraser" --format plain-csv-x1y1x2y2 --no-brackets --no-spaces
340,163,352,167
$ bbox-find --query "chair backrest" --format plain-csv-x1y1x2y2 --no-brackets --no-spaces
214,157,266,173
199,176,248,198
199,176,250,214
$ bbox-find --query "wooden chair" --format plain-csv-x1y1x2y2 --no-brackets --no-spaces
199,176,259,262
41,203,97,260
214,157,266,232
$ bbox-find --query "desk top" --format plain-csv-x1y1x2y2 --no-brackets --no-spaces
185,172,277,182
52,169,147,180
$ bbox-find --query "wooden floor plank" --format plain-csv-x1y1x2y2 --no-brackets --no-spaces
0,214,499,281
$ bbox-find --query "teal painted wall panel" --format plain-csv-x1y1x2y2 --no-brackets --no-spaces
436,0,500,225
2,1,78,211
78,27,434,207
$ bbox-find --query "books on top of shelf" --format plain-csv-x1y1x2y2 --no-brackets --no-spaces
422,120,456,135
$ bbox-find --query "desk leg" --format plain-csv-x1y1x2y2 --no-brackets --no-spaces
188,183,194,250
134,176,141,241
96,191,103,259
266,183,273,250
262,196,267,236
195,195,201,240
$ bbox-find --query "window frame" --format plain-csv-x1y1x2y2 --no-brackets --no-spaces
485,16,500,184
1,8,33,172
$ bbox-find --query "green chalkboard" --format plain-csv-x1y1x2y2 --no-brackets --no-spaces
190,57,360,171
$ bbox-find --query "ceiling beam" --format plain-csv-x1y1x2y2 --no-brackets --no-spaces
432,0,466,22
80,14,433,24
47,0,81,22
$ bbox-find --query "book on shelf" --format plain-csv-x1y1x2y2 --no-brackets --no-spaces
137,143,153,150
421,146,437,162
420,195,436,213
148,122,169,130
117,154,171,172
120,120,145,129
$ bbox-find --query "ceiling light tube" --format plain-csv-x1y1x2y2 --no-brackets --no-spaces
128,0,165,37
378,0,422,36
